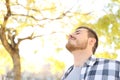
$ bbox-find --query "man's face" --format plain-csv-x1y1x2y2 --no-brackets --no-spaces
66,28,89,52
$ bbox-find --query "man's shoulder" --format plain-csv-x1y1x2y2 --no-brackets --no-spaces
86,56,120,66
95,57,120,64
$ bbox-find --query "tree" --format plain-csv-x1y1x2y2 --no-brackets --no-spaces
0,0,21,79
0,0,92,79
93,0,120,59
79,0,120,61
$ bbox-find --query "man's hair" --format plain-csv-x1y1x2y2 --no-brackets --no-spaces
76,26,98,54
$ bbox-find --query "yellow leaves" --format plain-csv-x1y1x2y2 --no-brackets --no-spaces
95,52,118,60
6,16,36,36
0,1,7,25
0,15,4,24
112,0,120,4
0,0,5,2
0,46,13,75
40,0,56,10
95,13,120,50
0,67,5,75
65,12,94,29
39,0,62,19
112,25,120,36
0,12,4,24
65,12,81,28
47,57,65,74
27,0,35,4
16,23,32,35
26,0,35,9
29,10,43,20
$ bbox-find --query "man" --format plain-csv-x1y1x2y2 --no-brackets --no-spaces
62,26,120,80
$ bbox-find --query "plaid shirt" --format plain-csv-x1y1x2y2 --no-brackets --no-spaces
62,56,120,80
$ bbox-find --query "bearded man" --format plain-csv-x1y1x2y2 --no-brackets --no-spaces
62,26,120,80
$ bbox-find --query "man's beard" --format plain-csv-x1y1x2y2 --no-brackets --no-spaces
66,43,76,52
66,41,88,52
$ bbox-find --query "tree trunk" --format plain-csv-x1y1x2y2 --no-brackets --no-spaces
0,27,21,80
12,51,21,80
0,0,21,80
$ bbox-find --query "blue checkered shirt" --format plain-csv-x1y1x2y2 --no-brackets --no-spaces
62,56,120,80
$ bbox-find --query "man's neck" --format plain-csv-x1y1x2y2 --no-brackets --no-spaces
72,50,92,67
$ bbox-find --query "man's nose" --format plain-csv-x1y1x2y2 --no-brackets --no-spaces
66,32,75,39
68,34,75,39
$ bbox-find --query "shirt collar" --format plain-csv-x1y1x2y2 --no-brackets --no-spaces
84,55,97,66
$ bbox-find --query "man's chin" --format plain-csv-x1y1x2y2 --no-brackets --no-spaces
66,44,74,52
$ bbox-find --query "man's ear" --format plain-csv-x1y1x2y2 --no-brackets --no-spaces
89,38,96,46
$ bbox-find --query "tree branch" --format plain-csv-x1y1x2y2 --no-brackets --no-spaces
1,0,16,55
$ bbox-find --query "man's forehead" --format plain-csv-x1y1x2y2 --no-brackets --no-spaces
76,28,88,32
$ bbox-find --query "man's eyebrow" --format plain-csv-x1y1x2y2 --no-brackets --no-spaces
75,29,82,32
76,29,88,32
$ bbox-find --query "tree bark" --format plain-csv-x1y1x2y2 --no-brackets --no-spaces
0,28,21,80
12,51,21,80
0,0,21,80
